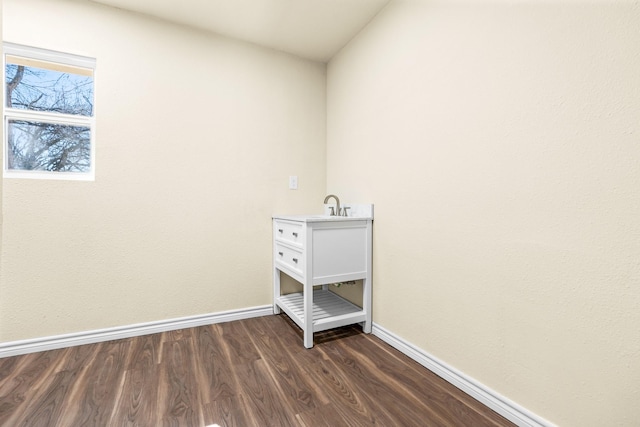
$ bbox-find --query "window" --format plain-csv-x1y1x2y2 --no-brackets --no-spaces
3,43,95,180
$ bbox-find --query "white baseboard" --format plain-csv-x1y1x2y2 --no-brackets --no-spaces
0,305,273,358
371,323,555,427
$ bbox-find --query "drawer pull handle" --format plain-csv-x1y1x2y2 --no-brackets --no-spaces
292,232,298,237
292,258,298,263
278,252,283,256
278,229,283,233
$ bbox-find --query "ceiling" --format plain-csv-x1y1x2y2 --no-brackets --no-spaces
87,0,390,62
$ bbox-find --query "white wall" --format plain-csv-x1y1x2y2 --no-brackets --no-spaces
327,1,640,425
1,0,326,341
0,0,3,258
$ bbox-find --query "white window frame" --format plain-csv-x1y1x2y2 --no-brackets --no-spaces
3,42,96,181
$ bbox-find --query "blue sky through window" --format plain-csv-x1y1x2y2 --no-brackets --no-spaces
6,62,93,117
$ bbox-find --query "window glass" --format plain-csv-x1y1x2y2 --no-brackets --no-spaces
5,58,94,117
7,120,91,172
3,44,95,179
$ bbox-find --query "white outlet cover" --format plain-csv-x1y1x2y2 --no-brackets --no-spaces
289,175,298,190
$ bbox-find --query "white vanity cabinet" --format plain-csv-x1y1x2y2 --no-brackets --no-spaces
273,212,373,348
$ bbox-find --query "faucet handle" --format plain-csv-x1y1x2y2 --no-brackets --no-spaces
328,206,336,216
342,207,351,217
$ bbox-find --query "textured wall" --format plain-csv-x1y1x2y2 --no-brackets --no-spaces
327,1,640,425
0,0,326,341
0,0,3,259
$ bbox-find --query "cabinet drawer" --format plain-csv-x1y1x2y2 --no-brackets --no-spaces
274,221,303,246
275,244,304,274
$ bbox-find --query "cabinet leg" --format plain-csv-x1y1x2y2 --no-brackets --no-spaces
273,267,281,314
363,277,372,334
363,321,372,334
304,331,313,348
304,285,314,348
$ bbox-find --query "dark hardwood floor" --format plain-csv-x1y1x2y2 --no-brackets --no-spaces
0,315,516,426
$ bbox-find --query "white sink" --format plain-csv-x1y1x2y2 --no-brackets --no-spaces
273,204,374,223
275,214,363,222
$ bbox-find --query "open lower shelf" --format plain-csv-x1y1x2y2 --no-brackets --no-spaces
276,289,366,333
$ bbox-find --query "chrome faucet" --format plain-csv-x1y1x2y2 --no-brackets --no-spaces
323,194,341,216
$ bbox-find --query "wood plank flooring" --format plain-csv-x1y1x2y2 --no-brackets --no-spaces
0,315,516,426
